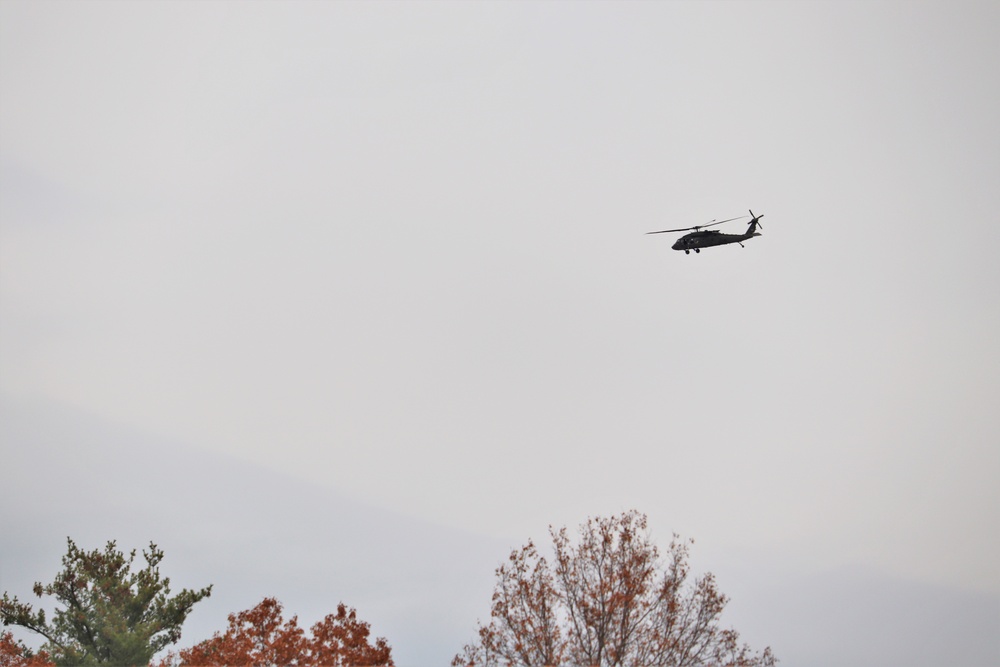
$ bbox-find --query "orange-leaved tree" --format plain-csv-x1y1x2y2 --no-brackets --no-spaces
172,596,393,666
453,510,776,667
0,631,55,667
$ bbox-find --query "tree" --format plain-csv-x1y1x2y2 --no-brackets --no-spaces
453,511,776,667
0,631,55,667
1,538,212,666
173,596,393,666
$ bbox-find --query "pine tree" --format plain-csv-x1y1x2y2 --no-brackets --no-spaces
1,538,211,666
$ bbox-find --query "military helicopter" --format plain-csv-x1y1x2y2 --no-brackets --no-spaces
647,210,763,254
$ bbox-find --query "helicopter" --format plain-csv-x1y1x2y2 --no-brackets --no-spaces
647,210,763,254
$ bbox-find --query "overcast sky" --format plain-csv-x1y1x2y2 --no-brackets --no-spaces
2,1,998,665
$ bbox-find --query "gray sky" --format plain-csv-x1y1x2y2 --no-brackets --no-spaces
2,1,998,665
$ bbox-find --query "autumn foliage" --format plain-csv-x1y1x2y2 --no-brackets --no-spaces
453,510,776,667
172,597,393,667
0,631,54,667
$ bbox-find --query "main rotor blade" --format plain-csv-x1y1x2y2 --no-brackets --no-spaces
712,215,748,226
646,215,747,235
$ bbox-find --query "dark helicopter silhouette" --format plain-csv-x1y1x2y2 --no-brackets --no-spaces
647,210,763,254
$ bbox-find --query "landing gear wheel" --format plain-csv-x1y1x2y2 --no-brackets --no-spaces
694,248,700,253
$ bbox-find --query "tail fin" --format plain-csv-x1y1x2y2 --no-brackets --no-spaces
747,209,763,235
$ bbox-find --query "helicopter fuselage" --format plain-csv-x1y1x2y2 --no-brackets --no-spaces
672,229,761,254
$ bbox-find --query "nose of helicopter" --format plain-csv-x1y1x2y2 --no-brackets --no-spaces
671,239,683,250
